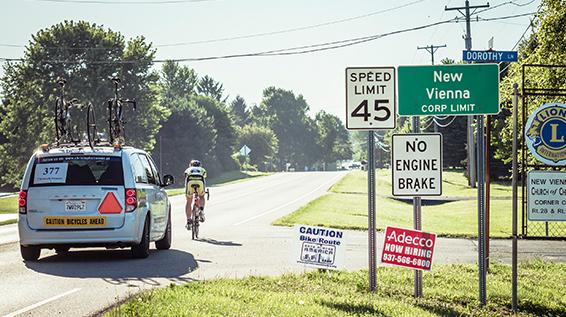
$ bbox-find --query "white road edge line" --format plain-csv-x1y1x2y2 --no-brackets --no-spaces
2,288,81,317
233,173,345,226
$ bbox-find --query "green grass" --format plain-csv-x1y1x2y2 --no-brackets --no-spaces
0,196,17,214
331,169,512,198
274,170,517,238
106,260,566,317
166,171,271,196
0,219,17,226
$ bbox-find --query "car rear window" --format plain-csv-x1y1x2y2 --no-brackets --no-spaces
30,156,124,186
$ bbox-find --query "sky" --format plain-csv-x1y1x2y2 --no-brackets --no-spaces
0,0,540,122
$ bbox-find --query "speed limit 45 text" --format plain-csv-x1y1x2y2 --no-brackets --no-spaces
349,71,392,95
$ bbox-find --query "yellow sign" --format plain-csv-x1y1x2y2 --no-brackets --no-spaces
43,216,106,227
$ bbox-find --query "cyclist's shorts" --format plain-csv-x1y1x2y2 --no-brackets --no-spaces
186,179,205,196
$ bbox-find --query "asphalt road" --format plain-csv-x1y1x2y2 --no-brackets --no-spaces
0,171,565,317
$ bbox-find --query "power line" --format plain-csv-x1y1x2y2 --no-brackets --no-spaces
31,0,214,4
0,12,538,64
2,0,426,50
160,0,427,47
433,116,457,127
475,0,537,14
477,11,537,22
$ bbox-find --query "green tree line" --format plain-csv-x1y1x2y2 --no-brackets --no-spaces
0,21,352,188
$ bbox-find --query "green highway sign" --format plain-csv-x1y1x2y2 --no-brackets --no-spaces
398,64,499,116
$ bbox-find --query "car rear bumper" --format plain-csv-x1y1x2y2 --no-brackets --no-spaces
18,212,144,247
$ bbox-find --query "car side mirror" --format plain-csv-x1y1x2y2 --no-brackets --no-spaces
162,174,174,187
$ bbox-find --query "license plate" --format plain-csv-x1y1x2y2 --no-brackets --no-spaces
65,200,86,212
43,216,106,227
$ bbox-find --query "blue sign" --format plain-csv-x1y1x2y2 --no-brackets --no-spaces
462,50,518,62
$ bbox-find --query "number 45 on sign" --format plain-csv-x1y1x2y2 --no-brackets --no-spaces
346,67,396,130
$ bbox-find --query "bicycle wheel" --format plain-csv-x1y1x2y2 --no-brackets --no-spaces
86,104,97,148
191,203,199,240
54,98,63,144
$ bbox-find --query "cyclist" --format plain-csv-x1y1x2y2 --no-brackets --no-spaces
184,160,207,229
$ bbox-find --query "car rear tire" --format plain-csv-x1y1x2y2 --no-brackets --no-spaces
131,216,150,259
20,245,40,261
155,211,171,250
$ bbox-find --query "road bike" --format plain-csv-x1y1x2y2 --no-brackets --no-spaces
107,77,136,144
54,77,99,148
54,77,83,145
189,185,210,240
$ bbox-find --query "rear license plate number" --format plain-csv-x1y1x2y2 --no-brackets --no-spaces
65,200,86,212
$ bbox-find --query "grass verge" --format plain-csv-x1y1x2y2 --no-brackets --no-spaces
274,170,516,238
0,219,17,226
105,260,566,317
166,171,271,196
0,196,17,214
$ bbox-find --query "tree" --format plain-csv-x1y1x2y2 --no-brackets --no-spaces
0,21,164,187
238,124,279,171
159,60,198,106
230,95,250,126
252,87,319,170
153,98,217,182
315,111,352,168
194,95,238,172
197,75,225,102
495,0,565,168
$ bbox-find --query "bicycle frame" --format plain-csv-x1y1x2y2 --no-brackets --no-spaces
107,77,136,144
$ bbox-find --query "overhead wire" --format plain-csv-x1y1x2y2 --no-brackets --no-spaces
433,116,457,127
0,11,538,64
3,0,427,49
30,0,214,4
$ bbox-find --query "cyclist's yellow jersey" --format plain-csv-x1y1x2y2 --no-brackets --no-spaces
185,166,207,196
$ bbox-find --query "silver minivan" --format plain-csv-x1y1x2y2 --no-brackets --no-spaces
18,145,174,261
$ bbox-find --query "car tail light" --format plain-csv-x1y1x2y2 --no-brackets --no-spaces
125,188,137,212
19,190,27,214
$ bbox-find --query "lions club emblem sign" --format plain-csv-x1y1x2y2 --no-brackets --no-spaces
525,103,566,166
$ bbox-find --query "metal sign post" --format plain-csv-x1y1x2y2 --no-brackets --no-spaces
477,114,487,306
511,83,519,312
346,67,397,292
368,130,377,292
412,116,423,298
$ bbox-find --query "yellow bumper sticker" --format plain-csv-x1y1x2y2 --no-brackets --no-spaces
43,216,106,227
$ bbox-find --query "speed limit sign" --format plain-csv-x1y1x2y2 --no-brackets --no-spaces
346,67,396,130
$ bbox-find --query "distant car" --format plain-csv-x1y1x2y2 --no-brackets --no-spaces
17,145,174,261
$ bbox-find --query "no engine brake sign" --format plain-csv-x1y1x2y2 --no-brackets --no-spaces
392,133,442,196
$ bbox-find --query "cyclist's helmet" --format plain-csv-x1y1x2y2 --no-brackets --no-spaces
190,160,201,167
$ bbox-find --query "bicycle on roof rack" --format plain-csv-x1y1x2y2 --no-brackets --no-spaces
53,77,98,148
107,76,136,145
53,77,87,146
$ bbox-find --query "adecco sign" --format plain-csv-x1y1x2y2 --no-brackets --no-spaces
381,226,436,271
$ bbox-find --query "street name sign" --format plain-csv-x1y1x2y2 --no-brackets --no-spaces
527,171,566,221
398,64,499,116
346,67,396,130
462,50,518,63
381,226,436,271
294,224,345,270
392,133,442,196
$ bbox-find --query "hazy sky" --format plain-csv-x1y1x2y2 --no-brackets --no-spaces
0,0,539,121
